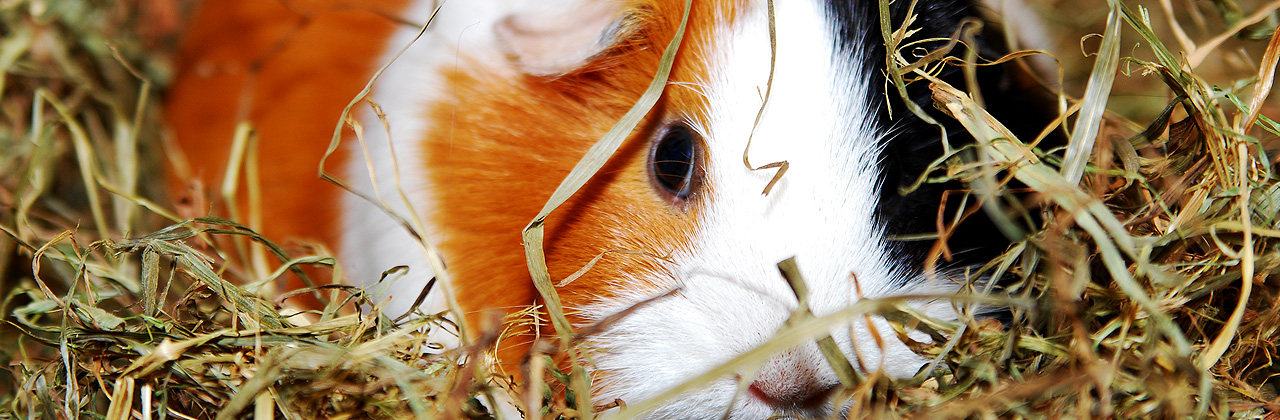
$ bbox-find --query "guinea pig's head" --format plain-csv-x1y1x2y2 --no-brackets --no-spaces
417,0,999,416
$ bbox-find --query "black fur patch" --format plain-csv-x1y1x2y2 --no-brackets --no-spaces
824,0,1053,279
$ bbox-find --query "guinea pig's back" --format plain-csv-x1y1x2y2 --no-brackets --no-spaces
165,0,412,251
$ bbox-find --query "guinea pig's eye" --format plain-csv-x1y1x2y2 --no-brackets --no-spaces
650,123,700,201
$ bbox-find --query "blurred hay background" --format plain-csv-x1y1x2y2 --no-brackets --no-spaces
0,0,1277,419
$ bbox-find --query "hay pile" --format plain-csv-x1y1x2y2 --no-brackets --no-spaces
1,0,1277,419
0,2,498,419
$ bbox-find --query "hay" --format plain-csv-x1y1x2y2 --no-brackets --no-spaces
1,0,1277,419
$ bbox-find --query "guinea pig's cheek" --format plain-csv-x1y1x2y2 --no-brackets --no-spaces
578,263,792,408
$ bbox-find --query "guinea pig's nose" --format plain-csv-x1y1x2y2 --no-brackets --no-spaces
747,350,838,412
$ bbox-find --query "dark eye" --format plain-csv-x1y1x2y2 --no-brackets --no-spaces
650,123,700,201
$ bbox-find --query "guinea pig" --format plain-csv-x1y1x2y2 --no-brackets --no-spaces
167,0,1048,417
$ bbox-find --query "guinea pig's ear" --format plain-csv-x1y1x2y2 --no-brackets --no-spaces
494,1,626,76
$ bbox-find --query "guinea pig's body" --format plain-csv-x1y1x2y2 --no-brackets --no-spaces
169,0,1037,417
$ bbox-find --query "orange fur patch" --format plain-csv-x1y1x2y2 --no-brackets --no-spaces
423,0,742,370
166,0,409,288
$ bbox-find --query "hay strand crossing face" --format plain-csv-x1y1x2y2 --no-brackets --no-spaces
168,0,1021,416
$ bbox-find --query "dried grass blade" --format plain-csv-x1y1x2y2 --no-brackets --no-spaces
244,255,337,293
1186,0,1280,68
1157,0,1197,55
1242,27,1280,132
37,89,111,240
218,123,262,277
253,392,275,420
1060,2,1121,184
777,258,861,387
0,24,33,95
30,231,72,304
879,0,950,152
141,247,160,316
104,376,134,420
106,44,151,235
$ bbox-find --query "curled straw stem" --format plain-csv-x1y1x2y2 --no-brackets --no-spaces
1197,140,1257,372
741,0,789,196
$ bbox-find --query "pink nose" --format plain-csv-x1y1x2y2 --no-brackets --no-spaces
747,350,838,411
748,379,836,411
